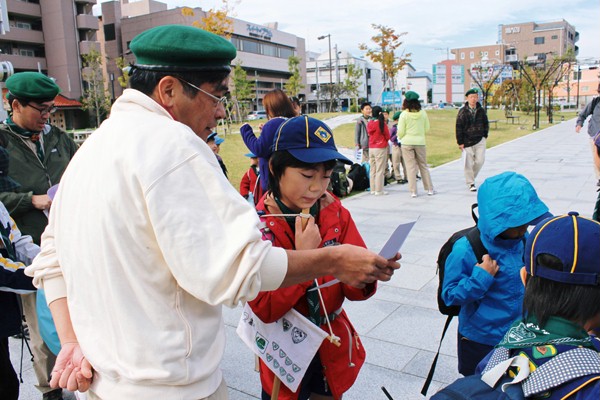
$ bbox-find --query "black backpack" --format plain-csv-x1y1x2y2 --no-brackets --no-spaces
347,163,369,192
422,204,488,396
329,161,349,197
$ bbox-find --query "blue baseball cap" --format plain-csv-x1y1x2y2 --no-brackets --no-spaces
272,116,352,165
244,152,257,158
525,212,600,286
207,132,224,145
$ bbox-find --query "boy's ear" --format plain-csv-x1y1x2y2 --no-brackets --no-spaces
520,267,528,287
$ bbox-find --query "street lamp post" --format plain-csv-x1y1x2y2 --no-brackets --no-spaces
318,34,333,112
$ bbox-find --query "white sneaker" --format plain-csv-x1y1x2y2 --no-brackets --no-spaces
469,184,477,192
427,190,436,196
374,191,389,196
411,192,417,198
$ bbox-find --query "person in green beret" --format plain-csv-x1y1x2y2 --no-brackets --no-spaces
25,25,400,399
0,71,78,400
456,88,489,192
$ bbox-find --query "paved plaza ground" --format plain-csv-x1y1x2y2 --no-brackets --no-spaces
12,117,598,399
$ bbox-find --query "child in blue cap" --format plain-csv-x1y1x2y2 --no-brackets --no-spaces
248,115,375,400
239,152,263,206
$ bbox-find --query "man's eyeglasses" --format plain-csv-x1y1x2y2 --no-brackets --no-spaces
177,78,227,107
27,103,57,116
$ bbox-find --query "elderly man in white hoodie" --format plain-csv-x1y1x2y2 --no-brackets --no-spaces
26,25,400,400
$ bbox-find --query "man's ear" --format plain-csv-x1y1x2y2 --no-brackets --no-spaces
153,76,179,108
520,267,528,287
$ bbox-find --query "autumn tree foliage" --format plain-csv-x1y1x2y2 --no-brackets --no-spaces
359,24,411,108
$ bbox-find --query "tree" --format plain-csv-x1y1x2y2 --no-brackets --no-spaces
182,0,238,38
231,61,255,122
81,48,112,127
284,55,304,97
340,63,363,111
115,56,130,89
467,62,507,110
359,24,411,109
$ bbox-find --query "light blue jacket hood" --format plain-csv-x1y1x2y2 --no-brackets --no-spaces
477,171,551,246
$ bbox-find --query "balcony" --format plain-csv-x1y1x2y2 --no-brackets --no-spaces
6,0,41,18
0,27,44,45
1,53,46,71
76,14,99,31
74,0,97,4
505,54,519,63
79,40,100,55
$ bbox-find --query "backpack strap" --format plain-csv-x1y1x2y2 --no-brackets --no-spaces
465,227,487,264
421,314,454,396
481,352,531,391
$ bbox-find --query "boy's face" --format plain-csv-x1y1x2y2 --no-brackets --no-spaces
251,157,258,166
499,224,528,240
362,105,372,117
277,164,332,212
208,140,219,154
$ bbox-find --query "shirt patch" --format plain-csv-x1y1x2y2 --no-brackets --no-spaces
532,345,557,359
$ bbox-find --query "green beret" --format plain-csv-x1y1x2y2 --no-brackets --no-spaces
404,91,419,101
392,111,402,121
6,72,60,101
465,88,479,97
130,25,236,72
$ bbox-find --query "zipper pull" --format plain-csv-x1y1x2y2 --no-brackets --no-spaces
323,375,328,393
354,332,360,350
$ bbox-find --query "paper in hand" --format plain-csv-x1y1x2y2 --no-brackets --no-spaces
378,221,417,259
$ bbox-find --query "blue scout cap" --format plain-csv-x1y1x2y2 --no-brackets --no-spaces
6,72,61,102
525,212,600,286
207,132,224,145
244,152,257,158
273,116,352,165
130,25,236,72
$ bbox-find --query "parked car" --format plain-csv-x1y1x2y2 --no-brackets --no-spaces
247,110,267,120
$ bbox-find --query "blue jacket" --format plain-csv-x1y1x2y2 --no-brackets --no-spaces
441,172,550,345
240,117,287,192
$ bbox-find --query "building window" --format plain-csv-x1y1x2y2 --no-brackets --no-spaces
104,24,116,41
261,43,277,57
469,51,474,59
460,52,465,60
495,50,500,56
279,47,294,59
551,35,558,40
19,49,35,57
483,51,488,57
16,22,31,29
241,39,260,54
534,37,545,45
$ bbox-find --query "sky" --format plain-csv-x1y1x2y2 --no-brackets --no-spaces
96,0,600,72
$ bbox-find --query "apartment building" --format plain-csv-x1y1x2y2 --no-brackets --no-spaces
0,0,98,128
100,0,307,111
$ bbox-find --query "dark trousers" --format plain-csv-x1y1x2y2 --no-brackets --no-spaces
0,337,19,400
457,332,494,376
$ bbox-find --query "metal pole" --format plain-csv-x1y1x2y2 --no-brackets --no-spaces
327,35,332,112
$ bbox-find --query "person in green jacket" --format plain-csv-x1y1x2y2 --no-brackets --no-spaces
0,71,77,400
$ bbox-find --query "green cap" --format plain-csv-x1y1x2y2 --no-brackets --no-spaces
392,111,401,121
466,88,479,96
6,72,61,101
404,91,419,101
130,25,236,72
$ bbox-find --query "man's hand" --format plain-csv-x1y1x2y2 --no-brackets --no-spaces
294,216,321,250
51,342,93,392
330,244,400,288
575,125,582,133
477,254,499,277
458,144,465,151
32,194,52,210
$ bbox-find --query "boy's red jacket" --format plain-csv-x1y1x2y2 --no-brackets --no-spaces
249,191,375,399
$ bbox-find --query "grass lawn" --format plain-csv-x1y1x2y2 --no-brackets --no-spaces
219,109,577,192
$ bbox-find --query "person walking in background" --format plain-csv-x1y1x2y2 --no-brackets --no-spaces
0,71,78,400
248,115,373,400
575,83,600,187
354,102,372,163
389,111,407,184
241,89,297,193
239,152,263,206
367,106,390,196
456,88,489,192
397,91,434,198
